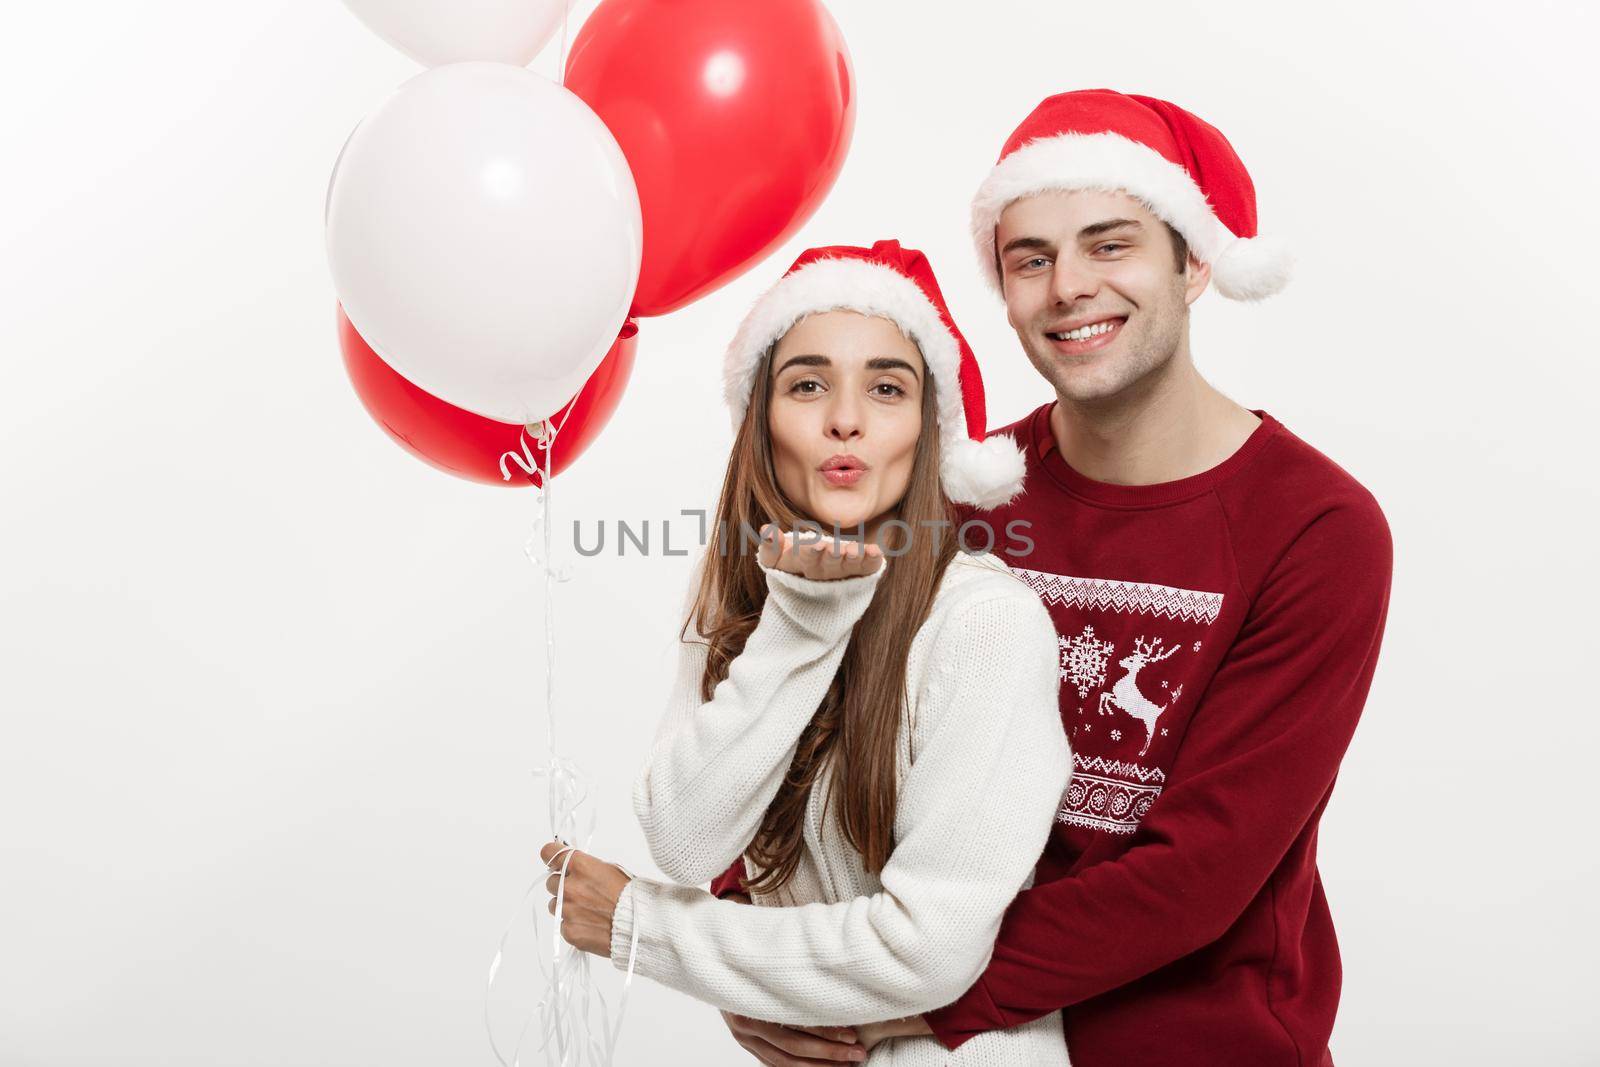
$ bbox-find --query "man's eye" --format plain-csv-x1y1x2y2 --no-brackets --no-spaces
1020,256,1050,270
1095,243,1129,254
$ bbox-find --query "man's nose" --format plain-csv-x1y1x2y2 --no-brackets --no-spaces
1051,257,1099,306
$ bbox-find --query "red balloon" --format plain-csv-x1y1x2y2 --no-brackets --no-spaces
565,0,855,317
337,305,638,487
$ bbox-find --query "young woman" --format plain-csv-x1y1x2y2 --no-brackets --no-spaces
542,240,1073,1065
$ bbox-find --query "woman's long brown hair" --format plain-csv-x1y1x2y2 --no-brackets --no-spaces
680,339,960,894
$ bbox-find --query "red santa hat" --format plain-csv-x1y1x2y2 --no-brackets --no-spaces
723,239,1027,510
972,89,1292,301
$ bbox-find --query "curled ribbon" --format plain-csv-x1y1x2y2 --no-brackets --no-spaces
484,759,640,1066
498,418,556,484
485,358,640,1065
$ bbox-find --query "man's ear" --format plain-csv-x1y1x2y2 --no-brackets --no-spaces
1183,252,1211,306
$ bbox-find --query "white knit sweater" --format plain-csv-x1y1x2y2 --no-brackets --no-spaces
609,549,1073,1065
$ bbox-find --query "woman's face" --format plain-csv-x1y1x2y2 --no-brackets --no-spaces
767,310,926,536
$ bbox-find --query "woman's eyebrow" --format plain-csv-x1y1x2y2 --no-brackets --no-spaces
776,353,829,375
866,357,920,379
777,353,920,380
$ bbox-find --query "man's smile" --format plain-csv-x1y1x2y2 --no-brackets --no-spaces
1045,315,1127,354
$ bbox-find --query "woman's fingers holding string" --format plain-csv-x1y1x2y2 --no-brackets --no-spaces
538,840,628,912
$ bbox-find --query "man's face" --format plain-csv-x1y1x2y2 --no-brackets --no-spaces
995,188,1209,404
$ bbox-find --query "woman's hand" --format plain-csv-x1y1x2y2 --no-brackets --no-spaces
538,840,631,958
757,525,884,581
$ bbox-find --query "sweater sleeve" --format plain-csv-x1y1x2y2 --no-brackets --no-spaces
632,554,888,887
923,497,1394,1048
608,589,1071,1026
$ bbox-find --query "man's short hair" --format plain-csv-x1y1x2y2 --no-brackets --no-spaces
1163,221,1189,274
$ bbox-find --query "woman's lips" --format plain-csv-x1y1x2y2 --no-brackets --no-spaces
1047,316,1125,355
821,468,866,487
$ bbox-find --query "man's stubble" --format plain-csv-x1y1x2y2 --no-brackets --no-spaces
1014,274,1189,410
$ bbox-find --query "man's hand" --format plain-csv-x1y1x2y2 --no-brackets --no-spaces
720,1010,867,1065
719,1007,931,1063
758,526,883,581
716,891,867,1063
538,840,631,958
853,1014,934,1048
715,890,891,1063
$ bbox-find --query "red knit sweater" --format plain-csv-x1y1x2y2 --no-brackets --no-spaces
711,402,1392,1066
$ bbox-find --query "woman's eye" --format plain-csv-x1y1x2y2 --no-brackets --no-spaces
872,382,907,398
789,378,823,395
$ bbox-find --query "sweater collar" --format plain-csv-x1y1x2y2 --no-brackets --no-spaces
1028,399,1281,508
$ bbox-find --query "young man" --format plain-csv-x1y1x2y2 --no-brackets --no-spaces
713,89,1393,1066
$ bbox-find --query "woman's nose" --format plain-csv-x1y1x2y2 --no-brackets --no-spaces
825,393,863,441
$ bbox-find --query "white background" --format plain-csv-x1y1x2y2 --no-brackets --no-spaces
3,1,1597,1063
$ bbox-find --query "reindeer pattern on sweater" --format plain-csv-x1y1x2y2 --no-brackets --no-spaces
1006,567,1225,841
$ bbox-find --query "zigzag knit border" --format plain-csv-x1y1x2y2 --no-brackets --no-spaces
1011,567,1225,625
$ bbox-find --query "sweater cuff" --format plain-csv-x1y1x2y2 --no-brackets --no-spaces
756,553,888,641
923,976,1006,1051
609,878,644,975
609,876,685,981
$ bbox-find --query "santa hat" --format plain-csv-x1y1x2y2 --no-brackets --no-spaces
724,239,1027,510
972,89,1292,301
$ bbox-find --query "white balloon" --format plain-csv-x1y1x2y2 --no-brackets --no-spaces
342,0,569,68
326,62,642,426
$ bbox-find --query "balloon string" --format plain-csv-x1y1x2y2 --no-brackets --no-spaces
485,406,639,1066
558,0,572,87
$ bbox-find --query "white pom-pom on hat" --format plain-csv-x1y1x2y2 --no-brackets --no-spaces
942,435,1029,511
1210,234,1294,301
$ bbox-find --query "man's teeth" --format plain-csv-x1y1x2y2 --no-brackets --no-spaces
1051,321,1117,341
